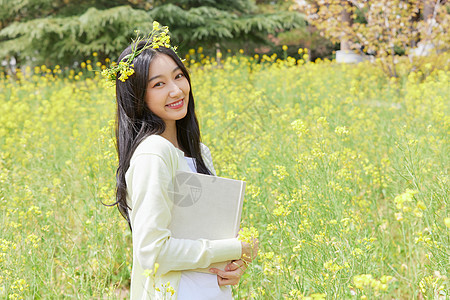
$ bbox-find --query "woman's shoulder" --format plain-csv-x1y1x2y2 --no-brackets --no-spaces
132,135,181,162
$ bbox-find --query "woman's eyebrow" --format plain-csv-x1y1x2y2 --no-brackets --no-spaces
148,67,181,82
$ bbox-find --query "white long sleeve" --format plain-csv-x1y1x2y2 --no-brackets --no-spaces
125,135,241,299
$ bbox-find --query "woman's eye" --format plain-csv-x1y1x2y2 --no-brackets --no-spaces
153,82,163,87
175,73,184,79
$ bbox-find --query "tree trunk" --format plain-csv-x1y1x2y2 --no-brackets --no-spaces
423,0,435,22
340,3,352,51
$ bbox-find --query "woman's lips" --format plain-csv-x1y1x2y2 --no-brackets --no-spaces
166,99,184,109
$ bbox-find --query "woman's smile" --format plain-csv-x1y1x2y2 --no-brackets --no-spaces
166,98,185,109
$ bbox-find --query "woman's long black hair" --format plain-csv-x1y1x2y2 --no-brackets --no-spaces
113,41,212,229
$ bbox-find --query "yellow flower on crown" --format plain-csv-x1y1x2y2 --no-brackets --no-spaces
101,21,178,84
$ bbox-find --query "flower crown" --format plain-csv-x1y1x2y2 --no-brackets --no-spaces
101,21,178,83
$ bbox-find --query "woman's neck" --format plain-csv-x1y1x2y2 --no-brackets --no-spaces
161,121,181,151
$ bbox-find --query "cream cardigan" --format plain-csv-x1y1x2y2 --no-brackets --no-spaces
125,135,242,299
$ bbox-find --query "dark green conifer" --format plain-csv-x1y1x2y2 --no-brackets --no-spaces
0,0,304,67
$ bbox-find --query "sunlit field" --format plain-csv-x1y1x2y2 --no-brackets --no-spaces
0,50,449,299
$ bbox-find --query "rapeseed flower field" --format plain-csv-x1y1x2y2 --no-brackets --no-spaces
0,50,448,299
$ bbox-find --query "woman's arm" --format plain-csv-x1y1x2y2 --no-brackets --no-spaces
126,153,242,275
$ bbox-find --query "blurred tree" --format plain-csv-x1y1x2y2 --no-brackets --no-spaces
148,0,305,54
0,0,147,28
0,0,304,69
296,0,450,76
0,0,153,69
250,0,335,60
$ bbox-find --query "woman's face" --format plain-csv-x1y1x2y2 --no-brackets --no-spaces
145,54,190,126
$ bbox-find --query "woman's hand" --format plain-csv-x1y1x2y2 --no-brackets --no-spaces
209,230,259,286
240,237,259,263
210,259,248,286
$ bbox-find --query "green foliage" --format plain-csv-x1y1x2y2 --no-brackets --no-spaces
149,3,305,53
0,6,152,66
0,0,132,27
158,0,256,13
0,0,56,25
0,0,305,68
277,27,336,61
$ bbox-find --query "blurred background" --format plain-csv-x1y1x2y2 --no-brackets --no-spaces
0,0,306,71
1,0,448,75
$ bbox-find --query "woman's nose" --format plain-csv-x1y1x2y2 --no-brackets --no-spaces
169,81,183,98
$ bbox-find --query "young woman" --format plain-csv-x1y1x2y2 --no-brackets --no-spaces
110,30,258,299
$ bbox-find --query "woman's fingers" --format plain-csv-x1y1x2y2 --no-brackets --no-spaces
210,266,244,286
225,259,247,272
210,267,241,278
210,259,251,286
217,275,239,286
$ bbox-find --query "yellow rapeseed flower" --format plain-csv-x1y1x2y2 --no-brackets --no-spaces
445,218,450,228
